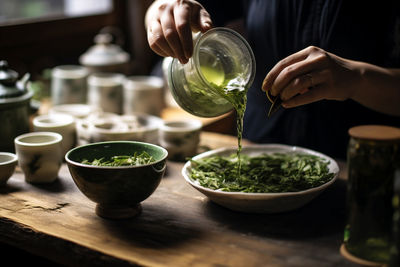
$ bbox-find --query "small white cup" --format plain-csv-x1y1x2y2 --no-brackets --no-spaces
14,132,63,183
159,120,202,161
123,76,165,116
33,114,76,157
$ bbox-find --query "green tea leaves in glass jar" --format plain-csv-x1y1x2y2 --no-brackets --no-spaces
343,125,400,265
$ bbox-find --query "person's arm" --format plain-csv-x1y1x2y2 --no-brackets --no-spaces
145,0,212,64
352,63,400,116
262,46,400,117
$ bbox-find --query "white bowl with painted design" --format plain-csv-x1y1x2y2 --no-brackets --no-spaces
14,132,63,183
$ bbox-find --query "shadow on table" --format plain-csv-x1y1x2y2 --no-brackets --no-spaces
99,203,203,249
202,178,348,240
30,177,68,194
0,174,69,194
98,179,348,249
0,184,22,194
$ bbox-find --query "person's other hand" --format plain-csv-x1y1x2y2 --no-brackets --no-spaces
146,0,213,64
262,46,360,108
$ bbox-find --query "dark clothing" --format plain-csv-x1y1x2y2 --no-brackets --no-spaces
201,0,400,159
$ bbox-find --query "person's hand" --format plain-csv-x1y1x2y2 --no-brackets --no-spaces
145,0,213,64
262,46,361,108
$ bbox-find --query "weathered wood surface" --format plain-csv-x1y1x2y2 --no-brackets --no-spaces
0,132,356,266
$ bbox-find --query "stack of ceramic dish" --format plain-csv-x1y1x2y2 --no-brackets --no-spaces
75,112,162,145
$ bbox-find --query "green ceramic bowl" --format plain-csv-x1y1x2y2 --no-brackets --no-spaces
65,141,168,219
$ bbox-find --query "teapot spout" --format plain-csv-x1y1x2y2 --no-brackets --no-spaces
16,73,30,92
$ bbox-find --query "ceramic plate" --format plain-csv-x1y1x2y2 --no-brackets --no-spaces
182,144,339,213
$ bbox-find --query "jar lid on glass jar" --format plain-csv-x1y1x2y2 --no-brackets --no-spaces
348,125,400,141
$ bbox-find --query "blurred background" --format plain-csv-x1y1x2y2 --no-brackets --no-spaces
0,0,157,79
0,0,235,139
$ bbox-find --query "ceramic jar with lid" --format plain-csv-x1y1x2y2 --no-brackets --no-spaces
79,28,130,75
342,125,400,265
0,60,33,152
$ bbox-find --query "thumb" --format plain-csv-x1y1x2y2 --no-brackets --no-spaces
199,9,212,32
191,8,212,32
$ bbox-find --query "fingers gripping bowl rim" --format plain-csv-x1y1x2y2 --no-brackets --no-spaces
182,144,339,213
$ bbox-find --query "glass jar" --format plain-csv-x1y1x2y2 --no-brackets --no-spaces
166,27,255,117
343,125,400,264
389,170,400,267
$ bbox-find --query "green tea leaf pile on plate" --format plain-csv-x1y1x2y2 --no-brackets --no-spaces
189,153,334,193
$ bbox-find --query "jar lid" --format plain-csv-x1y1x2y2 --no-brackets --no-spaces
348,125,400,141
79,33,130,67
0,60,18,85
0,60,28,98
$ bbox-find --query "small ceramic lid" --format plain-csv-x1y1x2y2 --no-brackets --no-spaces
348,125,400,141
79,33,130,67
0,60,27,98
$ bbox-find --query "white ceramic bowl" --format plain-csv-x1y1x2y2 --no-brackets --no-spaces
0,152,18,186
182,144,339,213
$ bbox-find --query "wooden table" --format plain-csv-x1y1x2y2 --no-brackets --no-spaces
0,132,357,267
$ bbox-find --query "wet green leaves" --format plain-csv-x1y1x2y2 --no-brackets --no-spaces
190,153,334,193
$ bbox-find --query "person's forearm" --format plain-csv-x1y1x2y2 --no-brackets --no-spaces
352,62,400,116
